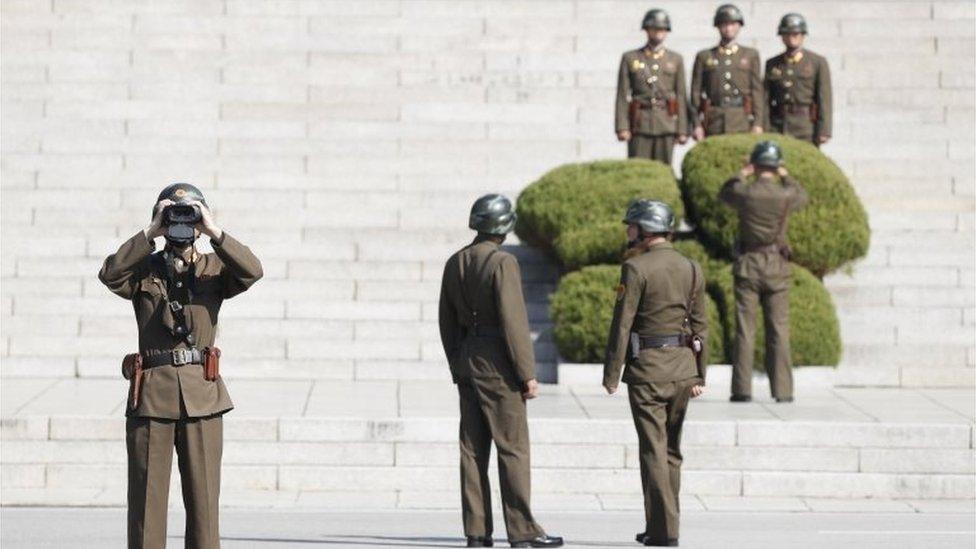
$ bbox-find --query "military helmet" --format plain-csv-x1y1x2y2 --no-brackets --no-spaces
622,199,675,235
749,140,784,168
153,182,207,218
641,9,671,31
713,3,745,26
778,13,808,35
469,193,517,235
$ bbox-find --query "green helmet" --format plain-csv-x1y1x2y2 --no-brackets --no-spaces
469,194,516,235
713,3,745,26
778,13,808,35
623,199,675,235
750,141,784,168
152,182,208,218
641,9,671,31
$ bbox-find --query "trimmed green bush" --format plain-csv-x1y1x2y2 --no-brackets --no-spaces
710,264,841,367
516,160,684,270
550,264,724,364
680,134,869,277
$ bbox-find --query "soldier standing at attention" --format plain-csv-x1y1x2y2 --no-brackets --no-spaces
690,4,764,139
438,194,563,549
615,9,690,165
720,142,808,403
603,201,707,547
99,183,263,549
764,13,832,146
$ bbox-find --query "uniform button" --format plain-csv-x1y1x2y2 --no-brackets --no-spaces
786,69,794,75
724,71,731,79
724,59,732,65
652,64,659,70
784,93,791,99
723,83,731,90
649,76,658,82
732,89,740,95
784,81,793,88
176,281,183,288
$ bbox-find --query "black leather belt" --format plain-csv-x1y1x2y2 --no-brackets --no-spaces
143,348,203,368
637,334,688,349
468,325,503,337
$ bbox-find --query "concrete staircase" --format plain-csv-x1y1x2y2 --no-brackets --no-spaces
1,0,974,508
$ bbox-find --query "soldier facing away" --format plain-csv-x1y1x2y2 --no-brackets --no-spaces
99,183,263,549
615,9,690,165
764,13,832,146
719,142,808,403
602,200,707,547
438,194,563,549
690,4,764,139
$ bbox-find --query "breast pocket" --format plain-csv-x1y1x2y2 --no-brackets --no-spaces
137,278,173,329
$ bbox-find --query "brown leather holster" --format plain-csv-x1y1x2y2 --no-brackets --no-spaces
809,103,819,124
666,96,678,117
203,346,221,381
743,95,754,116
122,353,144,409
699,97,711,127
628,100,640,132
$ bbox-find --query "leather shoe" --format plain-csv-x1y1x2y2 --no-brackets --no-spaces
775,396,794,403
643,537,679,547
510,535,563,548
467,536,494,547
729,394,752,402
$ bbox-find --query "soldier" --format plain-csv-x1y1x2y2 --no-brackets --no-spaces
603,200,707,547
99,183,263,549
690,4,764,139
719,142,808,403
615,9,690,165
764,13,832,146
438,194,563,549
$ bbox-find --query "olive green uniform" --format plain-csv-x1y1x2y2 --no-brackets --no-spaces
691,44,764,135
438,236,544,542
99,231,263,549
719,175,808,399
603,242,708,544
764,49,832,145
615,46,690,164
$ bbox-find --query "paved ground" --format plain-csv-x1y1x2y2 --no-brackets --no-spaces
2,372,974,424
2,508,974,549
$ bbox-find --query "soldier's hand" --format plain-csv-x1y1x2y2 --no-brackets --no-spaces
690,385,704,398
603,383,617,395
677,134,688,145
818,135,830,145
145,199,174,240
739,163,755,178
616,130,631,142
188,200,223,241
750,125,764,134
692,126,705,141
777,166,789,177
522,379,539,400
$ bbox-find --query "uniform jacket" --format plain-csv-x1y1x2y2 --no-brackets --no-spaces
764,49,832,138
99,231,263,419
438,237,536,385
615,46,689,136
691,44,764,131
720,175,809,280
603,242,708,387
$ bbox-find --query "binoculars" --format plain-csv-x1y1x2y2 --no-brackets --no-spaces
163,204,201,246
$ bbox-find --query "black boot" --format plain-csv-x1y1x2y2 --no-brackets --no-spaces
775,396,794,403
643,537,678,547
510,535,564,548
468,536,494,547
730,394,752,402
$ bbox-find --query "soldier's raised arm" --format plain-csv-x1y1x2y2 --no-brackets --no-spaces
494,254,536,384
211,232,263,299
602,262,643,390
98,232,154,300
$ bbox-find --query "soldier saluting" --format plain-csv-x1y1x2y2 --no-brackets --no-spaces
99,183,263,549
615,9,690,165
690,4,764,139
438,194,563,549
720,142,808,403
764,13,832,146
603,201,707,547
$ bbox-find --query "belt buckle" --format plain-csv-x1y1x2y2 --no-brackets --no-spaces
172,349,189,366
